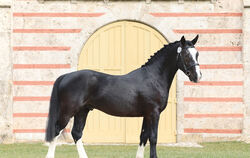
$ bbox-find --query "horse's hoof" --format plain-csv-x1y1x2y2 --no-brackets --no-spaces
46,155,54,158
136,154,144,158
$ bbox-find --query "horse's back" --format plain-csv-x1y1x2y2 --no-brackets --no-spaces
57,69,120,99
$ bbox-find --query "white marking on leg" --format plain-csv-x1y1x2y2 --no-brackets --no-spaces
46,136,59,158
46,141,56,158
76,138,88,158
46,130,62,158
136,145,145,158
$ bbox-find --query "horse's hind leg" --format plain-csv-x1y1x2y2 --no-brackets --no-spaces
46,130,62,158
136,117,150,158
71,108,90,158
46,115,71,158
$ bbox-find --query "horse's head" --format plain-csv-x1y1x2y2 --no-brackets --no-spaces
177,35,202,83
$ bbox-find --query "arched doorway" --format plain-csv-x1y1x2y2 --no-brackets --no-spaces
78,21,176,143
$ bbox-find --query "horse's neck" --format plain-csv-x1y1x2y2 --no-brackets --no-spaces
145,48,178,91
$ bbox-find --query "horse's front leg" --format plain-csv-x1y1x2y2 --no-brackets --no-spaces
136,117,150,158
149,114,160,158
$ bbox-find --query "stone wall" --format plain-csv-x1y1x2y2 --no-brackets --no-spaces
0,0,248,143
242,0,250,143
0,0,12,143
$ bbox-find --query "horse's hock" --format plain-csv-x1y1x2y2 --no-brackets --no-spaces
1,0,250,143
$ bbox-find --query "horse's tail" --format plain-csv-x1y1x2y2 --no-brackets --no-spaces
45,75,65,142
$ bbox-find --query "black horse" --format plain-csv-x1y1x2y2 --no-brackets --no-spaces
45,35,201,158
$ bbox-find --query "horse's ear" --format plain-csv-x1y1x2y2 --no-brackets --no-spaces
180,36,186,46
191,35,199,45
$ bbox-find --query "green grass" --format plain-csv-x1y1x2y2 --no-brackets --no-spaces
0,142,249,158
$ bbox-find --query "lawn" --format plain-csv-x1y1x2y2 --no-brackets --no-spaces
0,142,249,158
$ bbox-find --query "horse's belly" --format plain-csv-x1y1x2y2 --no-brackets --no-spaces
92,103,143,117
89,85,143,117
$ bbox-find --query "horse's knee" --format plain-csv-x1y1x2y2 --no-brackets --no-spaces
54,123,62,138
71,127,82,143
149,139,157,146
71,109,89,143
149,133,157,145
140,131,149,146
54,118,69,136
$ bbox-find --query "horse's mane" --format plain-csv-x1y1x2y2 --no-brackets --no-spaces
141,41,179,68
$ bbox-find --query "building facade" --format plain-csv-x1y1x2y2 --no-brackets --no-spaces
1,0,250,144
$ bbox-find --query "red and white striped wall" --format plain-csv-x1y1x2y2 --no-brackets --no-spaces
150,11,243,139
11,0,244,142
12,3,105,140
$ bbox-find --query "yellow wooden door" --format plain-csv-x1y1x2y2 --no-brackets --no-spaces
78,21,176,143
